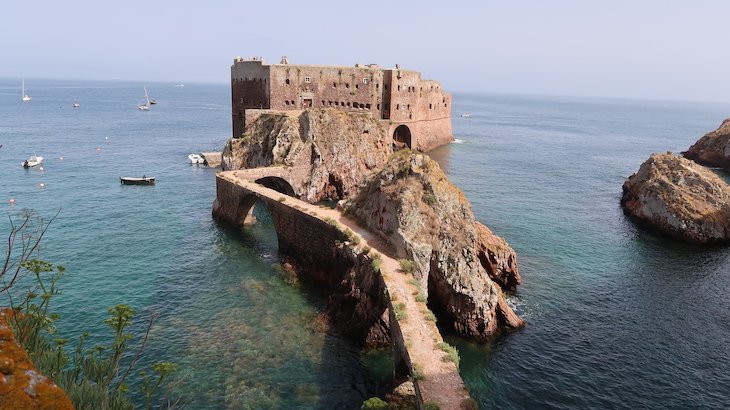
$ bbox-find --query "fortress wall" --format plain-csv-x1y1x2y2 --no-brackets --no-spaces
231,60,270,137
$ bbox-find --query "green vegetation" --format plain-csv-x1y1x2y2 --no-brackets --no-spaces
437,342,460,367
361,397,388,409
398,259,417,274
424,402,441,410
393,302,408,321
277,196,286,202
422,192,437,206
415,292,427,303
371,256,383,273
411,364,425,381
423,309,437,322
2,212,176,409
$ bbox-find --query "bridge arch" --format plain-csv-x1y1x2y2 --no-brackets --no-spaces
255,176,296,197
393,124,412,151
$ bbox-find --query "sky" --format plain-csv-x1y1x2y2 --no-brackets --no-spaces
2,0,729,102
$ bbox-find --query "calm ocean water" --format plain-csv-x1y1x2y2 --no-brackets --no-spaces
1,79,729,409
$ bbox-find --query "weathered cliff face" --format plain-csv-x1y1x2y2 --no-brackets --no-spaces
222,108,392,202
0,310,74,410
684,118,730,170
345,151,524,340
621,153,730,243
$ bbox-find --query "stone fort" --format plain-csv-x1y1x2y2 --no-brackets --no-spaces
231,56,453,151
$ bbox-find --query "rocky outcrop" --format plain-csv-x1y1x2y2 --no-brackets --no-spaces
345,151,524,340
621,153,730,243
0,310,74,410
475,222,522,292
222,108,392,202
684,118,730,170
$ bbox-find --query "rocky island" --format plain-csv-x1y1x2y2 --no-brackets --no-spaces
684,118,730,171
621,153,730,243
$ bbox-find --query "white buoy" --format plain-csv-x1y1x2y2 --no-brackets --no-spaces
58,156,64,160
39,166,44,171
96,147,102,152
9,198,16,204
39,183,45,188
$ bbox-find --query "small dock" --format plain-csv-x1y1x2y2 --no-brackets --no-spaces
200,152,222,167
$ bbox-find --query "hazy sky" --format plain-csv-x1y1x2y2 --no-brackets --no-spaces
2,1,729,102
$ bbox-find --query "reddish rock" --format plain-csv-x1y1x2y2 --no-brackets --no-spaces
684,118,730,170
345,151,524,340
0,310,74,410
475,222,522,292
621,153,730,243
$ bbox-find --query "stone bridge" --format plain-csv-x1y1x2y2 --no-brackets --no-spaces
212,170,472,410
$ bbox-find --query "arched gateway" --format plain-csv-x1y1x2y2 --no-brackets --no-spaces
393,125,412,150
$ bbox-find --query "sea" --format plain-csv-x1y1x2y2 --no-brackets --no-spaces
0,79,729,409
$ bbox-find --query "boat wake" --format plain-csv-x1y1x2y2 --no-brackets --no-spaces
452,139,464,144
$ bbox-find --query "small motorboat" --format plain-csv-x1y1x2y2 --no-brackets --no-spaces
188,153,205,164
460,113,473,118
22,155,43,168
120,176,155,185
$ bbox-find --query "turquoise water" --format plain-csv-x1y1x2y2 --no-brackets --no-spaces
1,80,729,408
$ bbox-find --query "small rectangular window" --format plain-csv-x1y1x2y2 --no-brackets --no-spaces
363,78,369,84
304,77,311,83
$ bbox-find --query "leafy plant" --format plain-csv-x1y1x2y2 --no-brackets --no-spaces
437,342,460,367
398,259,417,274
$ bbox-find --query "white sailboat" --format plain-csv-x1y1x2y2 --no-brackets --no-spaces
138,86,151,111
21,79,32,102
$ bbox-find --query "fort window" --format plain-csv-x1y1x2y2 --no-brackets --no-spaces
285,100,290,106
322,100,325,106
376,83,380,90
345,83,350,88
363,78,369,84
355,84,359,89
397,85,401,91
291,100,295,105
407,104,410,110
333,82,337,88
341,101,345,106
335,102,339,106
429,103,433,109
304,77,311,83
384,85,389,91
377,103,380,110
365,103,371,109
347,102,351,107
285,79,290,85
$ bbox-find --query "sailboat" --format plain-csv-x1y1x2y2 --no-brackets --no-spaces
148,87,157,105
138,86,150,111
21,79,32,102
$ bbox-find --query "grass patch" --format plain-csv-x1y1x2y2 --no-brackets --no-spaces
424,402,440,410
361,397,388,409
398,259,417,274
437,342,460,367
278,196,286,202
411,364,425,381
408,278,421,288
371,256,383,273
415,292,426,303
423,309,437,322
393,302,408,321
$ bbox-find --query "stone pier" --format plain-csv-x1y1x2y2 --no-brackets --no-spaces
213,171,472,410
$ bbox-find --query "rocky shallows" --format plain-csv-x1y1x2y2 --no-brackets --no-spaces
621,153,730,243
345,150,524,340
684,118,730,171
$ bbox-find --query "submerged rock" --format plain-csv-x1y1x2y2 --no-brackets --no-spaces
222,108,392,202
684,118,730,170
345,150,524,340
621,153,730,243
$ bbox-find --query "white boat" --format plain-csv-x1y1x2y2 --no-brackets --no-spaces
72,100,80,108
460,113,472,118
22,155,43,168
138,86,151,110
21,79,32,102
188,153,205,164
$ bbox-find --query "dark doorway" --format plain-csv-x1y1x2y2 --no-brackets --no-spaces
393,125,411,150
255,176,297,197
303,98,312,108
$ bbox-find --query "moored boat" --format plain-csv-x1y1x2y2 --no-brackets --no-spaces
188,153,205,164
22,155,43,168
120,176,155,185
